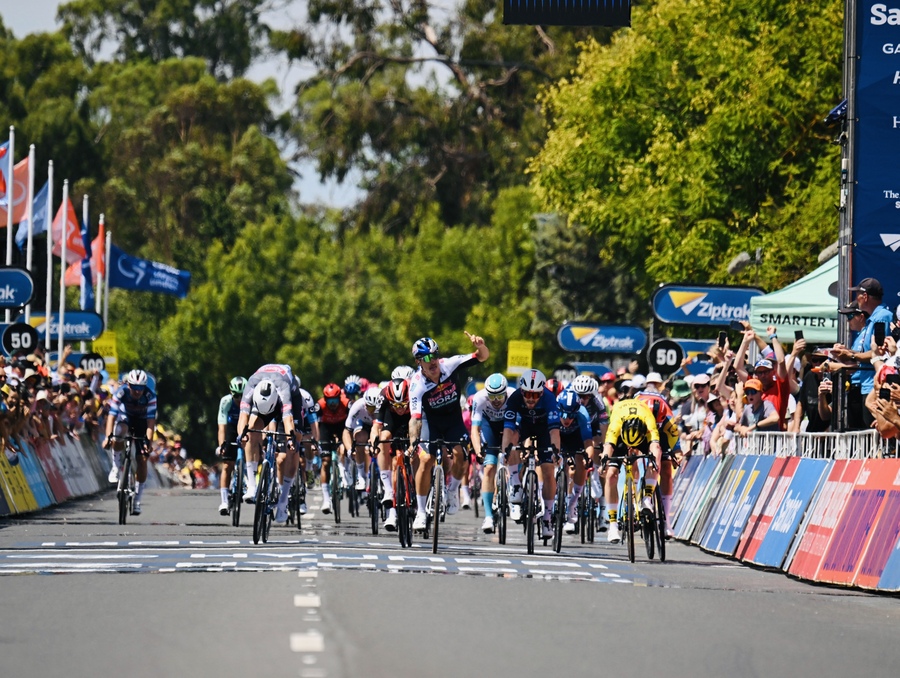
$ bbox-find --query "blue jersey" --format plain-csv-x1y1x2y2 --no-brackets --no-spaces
109,385,157,421
558,405,593,441
503,388,561,431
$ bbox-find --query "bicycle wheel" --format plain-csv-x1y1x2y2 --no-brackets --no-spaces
472,463,481,519
253,460,270,544
117,451,131,525
369,463,380,535
295,470,305,532
396,465,410,548
587,493,596,543
580,481,590,544
524,473,536,555
641,482,656,560
553,467,566,553
431,465,444,554
331,455,341,525
231,461,244,527
496,467,508,545
656,486,667,562
625,476,636,564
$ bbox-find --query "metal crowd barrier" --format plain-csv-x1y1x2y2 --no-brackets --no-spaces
733,430,888,459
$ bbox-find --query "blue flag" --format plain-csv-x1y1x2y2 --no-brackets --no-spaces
14,181,49,248
79,218,94,310
108,245,191,298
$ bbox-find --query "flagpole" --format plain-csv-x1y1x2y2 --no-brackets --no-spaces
104,230,111,328
5,126,14,323
95,213,103,314
44,160,54,352
58,179,68,369
81,194,88,352
24,144,35,322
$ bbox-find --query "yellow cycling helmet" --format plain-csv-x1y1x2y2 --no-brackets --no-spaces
620,417,648,448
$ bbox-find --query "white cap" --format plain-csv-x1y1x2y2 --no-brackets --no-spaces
645,372,663,384
630,374,647,389
685,374,696,387
621,380,633,389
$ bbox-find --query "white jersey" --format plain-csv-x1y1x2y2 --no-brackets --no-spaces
470,387,515,426
345,398,374,430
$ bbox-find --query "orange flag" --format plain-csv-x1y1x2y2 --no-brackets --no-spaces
0,156,31,225
52,198,87,263
64,231,105,286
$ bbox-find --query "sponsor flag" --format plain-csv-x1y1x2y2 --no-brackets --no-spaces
14,181,49,247
51,198,86,263
0,141,7,197
79,217,94,310
108,244,191,298
503,0,631,26
0,154,31,224
63,232,106,286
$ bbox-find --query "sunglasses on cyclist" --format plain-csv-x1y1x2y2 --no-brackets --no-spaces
522,390,542,400
392,400,409,408
326,397,339,405
128,384,146,392
488,395,507,404
420,353,438,363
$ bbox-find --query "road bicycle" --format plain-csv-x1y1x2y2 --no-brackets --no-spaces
466,443,482,518
347,441,369,519
552,448,579,553
578,459,597,544
248,429,292,544
484,446,507,543
507,439,553,555
318,439,343,524
287,440,316,531
220,441,245,527
617,450,663,563
366,442,384,535
421,438,454,554
111,434,146,525
390,438,415,548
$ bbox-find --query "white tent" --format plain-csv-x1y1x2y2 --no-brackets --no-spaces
749,256,839,345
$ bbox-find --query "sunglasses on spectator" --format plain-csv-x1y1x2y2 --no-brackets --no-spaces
692,384,709,390
745,389,760,395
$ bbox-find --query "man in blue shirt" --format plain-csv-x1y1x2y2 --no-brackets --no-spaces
833,278,893,430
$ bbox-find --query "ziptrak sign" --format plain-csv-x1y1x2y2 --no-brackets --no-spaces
652,285,764,326
19,311,105,341
853,2,900,303
0,267,34,309
503,0,631,26
557,323,647,354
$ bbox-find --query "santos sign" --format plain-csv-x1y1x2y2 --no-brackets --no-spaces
652,285,764,326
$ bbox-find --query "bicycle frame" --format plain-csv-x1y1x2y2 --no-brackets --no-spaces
248,428,291,544
391,437,415,548
115,435,145,525
420,439,453,554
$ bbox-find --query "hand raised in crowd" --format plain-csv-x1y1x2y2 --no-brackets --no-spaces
792,338,807,355
818,379,833,397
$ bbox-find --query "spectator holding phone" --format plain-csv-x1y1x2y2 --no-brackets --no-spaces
832,278,893,430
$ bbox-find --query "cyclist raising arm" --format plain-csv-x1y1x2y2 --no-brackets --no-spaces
409,332,489,532
602,398,661,543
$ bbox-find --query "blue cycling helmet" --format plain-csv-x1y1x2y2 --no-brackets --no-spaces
344,381,361,396
412,337,439,359
557,389,580,415
485,373,508,395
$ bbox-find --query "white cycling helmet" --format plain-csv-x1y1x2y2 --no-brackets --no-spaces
572,374,599,396
126,369,148,388
364,386,384,409
518,369,547,393
252,379,279,415
391,365,415,380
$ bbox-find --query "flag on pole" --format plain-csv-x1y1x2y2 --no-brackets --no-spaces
63,231,106,285
0,153,31,224
51,197,86,263
79,216,94,310
0,141,7,197
108,244,191,298
14,180,49,247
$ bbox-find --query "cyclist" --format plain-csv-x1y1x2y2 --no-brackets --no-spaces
370,377,412,531
273,375,319,519
635,373,681,538
601,398,661,543
470,372,514,533
556,389,595,534
104,369,158,516
501,369,562,539
236,364,298,508
572,374,609,523
344,375,363,402
215,376,246,515
409,332,490,532
317,382,350,513
343,386,382,495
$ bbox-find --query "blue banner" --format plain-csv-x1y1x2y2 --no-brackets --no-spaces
503,0,631,26
18,311,105,341
854,3,900,303
652,285,764,326
0,267,34,308
751,459,830,570
557,323,648,354
108,245,191,298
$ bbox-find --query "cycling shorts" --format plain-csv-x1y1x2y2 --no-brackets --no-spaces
478,419,504,465
560,430,588,456
517,423,553,464
419,417,469,456
606,441,652,469
220,426,240,461
379,408,411,436
318,422,344,445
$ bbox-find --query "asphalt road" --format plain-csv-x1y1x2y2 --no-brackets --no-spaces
1,486,898,678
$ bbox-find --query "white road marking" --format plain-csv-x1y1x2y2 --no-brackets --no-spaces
458,567,518,574
322,553,377,560
455,557,512,564
290,631,324,653
294,594,322,608
387,555,445,562
298,570,319,578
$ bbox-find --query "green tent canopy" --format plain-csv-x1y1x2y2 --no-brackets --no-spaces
750,256,839,345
